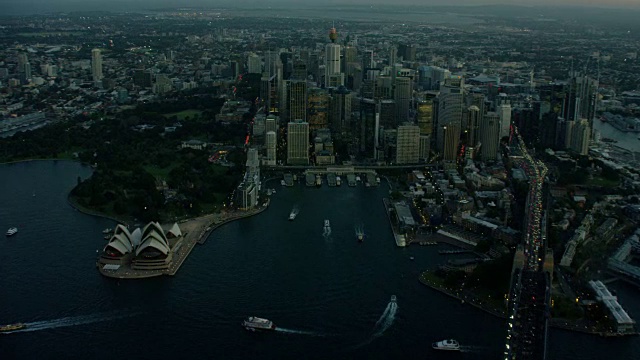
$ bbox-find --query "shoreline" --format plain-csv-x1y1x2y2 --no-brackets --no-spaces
67,195,132,226
418,271,638,338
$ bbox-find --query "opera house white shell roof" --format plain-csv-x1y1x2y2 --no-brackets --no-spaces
104,222,180,256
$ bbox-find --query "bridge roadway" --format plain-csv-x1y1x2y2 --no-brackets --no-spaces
263,164,439,171
504,128,550,360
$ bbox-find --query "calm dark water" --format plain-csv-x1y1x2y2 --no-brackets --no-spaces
0,161,638,359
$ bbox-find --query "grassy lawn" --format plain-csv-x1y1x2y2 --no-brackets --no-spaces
144,163,179,179
163,109,203,121
587,177,619,187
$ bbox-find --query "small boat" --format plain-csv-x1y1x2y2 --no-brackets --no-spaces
280,180,286,186
289,208,299,221
357,233,364,242
409,256,415,261
102,228,113,234
391,295,397,302
336,176,341,186
0,323,26,332
242,316,276,332
6,227,18,236
324,219,330,228
432,339,460,351
103,235,111,240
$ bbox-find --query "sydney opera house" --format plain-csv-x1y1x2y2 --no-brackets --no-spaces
98,222,183,272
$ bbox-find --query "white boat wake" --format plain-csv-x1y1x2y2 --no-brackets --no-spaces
274,327,324,336
2,311,138,334
353,297,399,348
372,299,398,337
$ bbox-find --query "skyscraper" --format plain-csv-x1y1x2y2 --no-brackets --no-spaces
417,99,435,136
394,76,413,124
443,124,461,162
287,121,309,165
570,119,590,155
265,115,279,134
419,135,431,162
499,103,512,138
467,105,481,148
247,53,262,74
91,48,103,82
396,124,420,164
479,112,501,161
329,86,352,135
325,43,341,88
388,46,397,66
307,87,330,130
265,131,277,166
436,78,464,153
286,80,307,122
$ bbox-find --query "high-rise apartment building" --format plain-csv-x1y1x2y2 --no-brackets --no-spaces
91,48,103,82
287,121,309,165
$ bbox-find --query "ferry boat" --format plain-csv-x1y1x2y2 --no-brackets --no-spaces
6,227,18,236
432,339,460,351
242,316,276,332
0,323,26,332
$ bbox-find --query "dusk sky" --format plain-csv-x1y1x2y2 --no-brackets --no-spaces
2,0,640,9
1,0,640,16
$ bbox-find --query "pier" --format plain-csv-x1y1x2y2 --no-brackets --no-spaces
383,198,409,247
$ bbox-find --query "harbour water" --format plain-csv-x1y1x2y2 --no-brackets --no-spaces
0,161,639,359
594,120,640,153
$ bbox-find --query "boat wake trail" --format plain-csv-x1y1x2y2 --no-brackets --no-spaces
4,311,139,334
353,297,399,348
372,300,398,337
275,327,324,336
